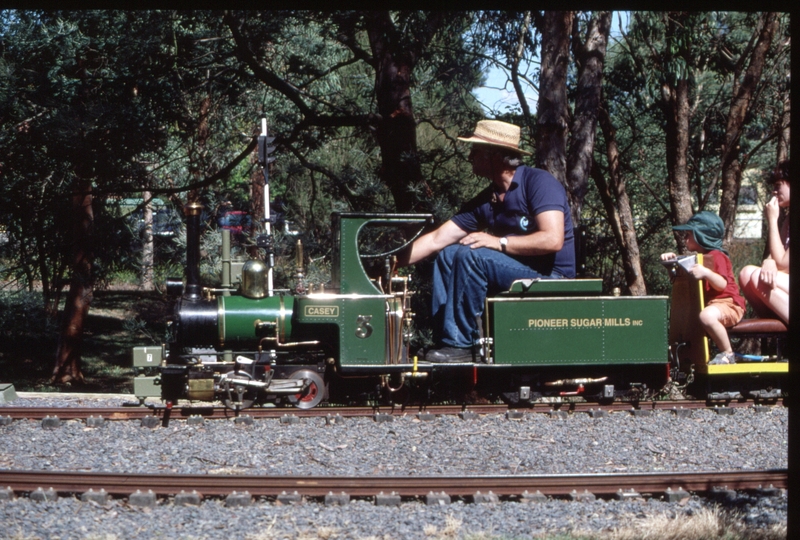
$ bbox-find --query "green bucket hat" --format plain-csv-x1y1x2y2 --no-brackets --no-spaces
673,211,727,254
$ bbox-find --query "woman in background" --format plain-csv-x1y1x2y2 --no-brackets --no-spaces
738,160,790,324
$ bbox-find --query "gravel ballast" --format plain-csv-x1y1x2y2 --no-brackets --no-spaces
0,394,788,539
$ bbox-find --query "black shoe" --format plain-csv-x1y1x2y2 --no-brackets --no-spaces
425,346,473,363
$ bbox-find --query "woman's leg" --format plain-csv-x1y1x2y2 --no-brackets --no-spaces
741,266,790,323
762,272,790,323
740,266,779,319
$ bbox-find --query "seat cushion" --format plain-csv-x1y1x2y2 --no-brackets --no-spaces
728,318,787,335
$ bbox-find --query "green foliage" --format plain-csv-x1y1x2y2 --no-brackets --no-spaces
588,11,788,289
0,291,57,349
0,10,790,373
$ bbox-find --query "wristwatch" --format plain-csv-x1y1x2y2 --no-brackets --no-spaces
499,237,508,253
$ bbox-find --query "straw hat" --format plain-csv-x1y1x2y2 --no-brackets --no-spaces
457,120,531,155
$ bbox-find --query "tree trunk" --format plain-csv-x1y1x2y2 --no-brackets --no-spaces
367,12,426,213
141,191,154,291
718,12,778,246
52,179,94,384
535,11,573,187
664,77,693,243
776,78,790,164
566,11,611,228
595,102,646,295
510,11,534,131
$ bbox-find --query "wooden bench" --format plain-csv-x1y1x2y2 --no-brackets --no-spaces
727,318,788,362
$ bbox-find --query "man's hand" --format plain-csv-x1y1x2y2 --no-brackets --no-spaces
460,231,501,250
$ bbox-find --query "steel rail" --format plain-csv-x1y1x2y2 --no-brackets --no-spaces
0,469,786,498
0,399,783,421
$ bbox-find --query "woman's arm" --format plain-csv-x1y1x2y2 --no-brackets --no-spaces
765,197,789,271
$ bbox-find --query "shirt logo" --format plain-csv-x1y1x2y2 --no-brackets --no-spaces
519,216,530,231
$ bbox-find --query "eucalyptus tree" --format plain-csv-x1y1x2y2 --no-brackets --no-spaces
612,12,787,248
0,10,254,383
221,10,484,219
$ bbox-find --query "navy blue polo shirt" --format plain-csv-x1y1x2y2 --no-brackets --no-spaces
451,166,576,278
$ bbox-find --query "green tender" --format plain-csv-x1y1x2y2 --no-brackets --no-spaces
490,295,668,365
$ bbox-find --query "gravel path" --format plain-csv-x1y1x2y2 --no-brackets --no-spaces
0,394,788,539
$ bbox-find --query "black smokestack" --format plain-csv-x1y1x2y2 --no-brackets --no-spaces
184,202,203,300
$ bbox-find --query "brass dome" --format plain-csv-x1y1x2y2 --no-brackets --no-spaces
241,259,269,299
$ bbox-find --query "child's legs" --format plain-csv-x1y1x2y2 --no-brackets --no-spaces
700,298,745,353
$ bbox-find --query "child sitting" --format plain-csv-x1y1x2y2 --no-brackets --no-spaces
660,211,745,365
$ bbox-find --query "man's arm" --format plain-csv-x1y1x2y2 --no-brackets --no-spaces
458,210,564,256
398,220,467,266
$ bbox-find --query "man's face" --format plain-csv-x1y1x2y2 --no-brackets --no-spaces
468,146,493,178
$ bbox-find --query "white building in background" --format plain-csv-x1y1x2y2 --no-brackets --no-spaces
709,168,767,240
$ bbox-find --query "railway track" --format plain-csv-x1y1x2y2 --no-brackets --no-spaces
0,469,787,499
0,398,784,421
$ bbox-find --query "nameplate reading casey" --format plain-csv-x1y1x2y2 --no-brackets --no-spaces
305,305,339,317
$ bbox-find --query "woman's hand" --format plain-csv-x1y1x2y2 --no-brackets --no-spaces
759,258,778,289
765,196,780,224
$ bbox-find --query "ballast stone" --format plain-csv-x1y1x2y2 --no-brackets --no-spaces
140,416,160,428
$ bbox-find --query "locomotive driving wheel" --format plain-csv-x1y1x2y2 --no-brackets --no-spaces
288,369,326,409
221,372,257,410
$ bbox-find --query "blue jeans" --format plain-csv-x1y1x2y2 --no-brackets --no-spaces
432,244,561,348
